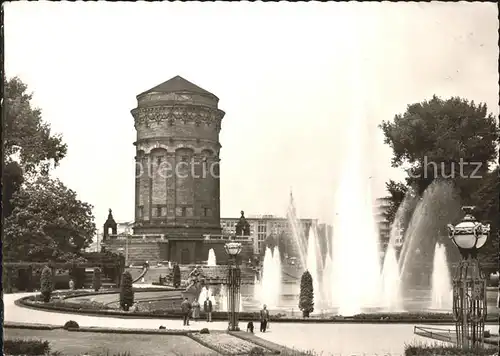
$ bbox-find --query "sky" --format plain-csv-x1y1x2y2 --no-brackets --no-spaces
4,2,499,229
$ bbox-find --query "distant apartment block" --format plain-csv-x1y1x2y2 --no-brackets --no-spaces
221,215,315,258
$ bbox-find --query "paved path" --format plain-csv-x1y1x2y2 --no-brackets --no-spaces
6,290,499,356
4,292,228,331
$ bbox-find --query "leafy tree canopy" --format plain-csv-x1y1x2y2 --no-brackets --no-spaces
3,176,96,262
381,96,498,172
380,95,499,267
4,77,67,176
380,96,498,217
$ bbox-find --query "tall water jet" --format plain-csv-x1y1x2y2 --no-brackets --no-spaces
286,190,307,268
331,135,382,314
330,25,381,316
260,247,280,308
399,180,461,295
381,244,403,311
322,256,333,307
218,285,244,312
253,274,261,303
431,243,452,310
306,226,323,309
207,249,217,266
198,286,216,306
273,247,282,307
219,285,227,311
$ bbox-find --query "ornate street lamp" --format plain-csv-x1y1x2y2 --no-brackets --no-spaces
447,206,490,349
225,241,242,331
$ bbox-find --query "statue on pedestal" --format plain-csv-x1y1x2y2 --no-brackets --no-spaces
185,265,205,295
235,210,250,236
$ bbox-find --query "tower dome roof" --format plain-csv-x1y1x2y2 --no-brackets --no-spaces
137,75,218,99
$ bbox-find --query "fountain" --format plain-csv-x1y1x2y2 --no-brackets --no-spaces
257,247,282,308
286,191,308,268
430,243,452,310
306,226,323,310
398,180,461,296
207,248,217,266
218,285,227,311
198,286,216,306
322,255,333,307
273,247,282,306
330,117,382,314
217,285,243,312
253,274,261,302
381,244,403,311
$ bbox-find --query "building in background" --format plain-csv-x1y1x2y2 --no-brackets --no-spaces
221,214,315,262
374,196,402,250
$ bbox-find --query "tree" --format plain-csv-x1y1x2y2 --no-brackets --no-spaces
380,95,498,200
3,161,24,218
93,267,102,292
384,180,410,225
3,176,96,262
380,95,499,264
119,271,134,311
4,77,67,177
173,263,181,288
472,167,499,273
299,270,314,317
40,266,53,303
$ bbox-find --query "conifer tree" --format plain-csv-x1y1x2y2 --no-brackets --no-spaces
299,270,314,317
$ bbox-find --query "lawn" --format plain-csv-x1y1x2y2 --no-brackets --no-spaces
4,329,220,356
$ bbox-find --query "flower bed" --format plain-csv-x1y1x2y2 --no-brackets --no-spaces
18,293,499,323
189,332,274,355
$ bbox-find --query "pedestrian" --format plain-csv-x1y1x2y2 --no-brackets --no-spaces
192,299,200,321
181,297,192,326
204,296,213,322
259,304,269,332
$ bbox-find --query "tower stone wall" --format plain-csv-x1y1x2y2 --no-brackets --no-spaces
131,76,224,241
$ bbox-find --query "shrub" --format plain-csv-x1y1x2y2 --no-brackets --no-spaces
249,347,265,356
4,339,51,355
173,263,181,288
93,267,102,291
299,270,314,317
63,320,80,329
70,267,86,289
40,266,53,303
120,271,134,311
404,342,497,356
200,328,210,334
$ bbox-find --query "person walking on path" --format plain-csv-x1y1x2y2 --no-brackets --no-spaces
204,297,213,322
259,304,269,332
192,299,201,321
181,298,192,326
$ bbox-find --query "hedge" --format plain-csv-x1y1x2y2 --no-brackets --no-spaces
404,342,498,356
4,339,51,355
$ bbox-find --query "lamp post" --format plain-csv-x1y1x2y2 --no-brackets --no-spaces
225,241,242,331
447,206,490,349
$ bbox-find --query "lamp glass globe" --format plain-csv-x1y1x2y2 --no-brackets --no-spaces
453,234,476,249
